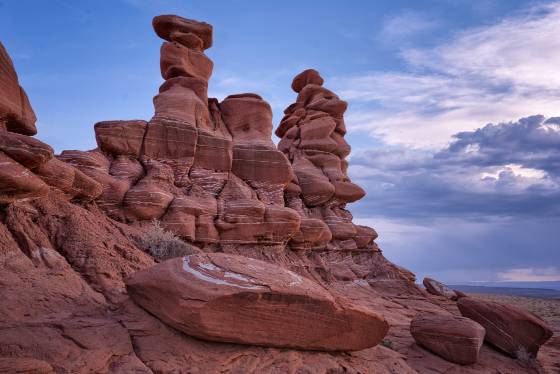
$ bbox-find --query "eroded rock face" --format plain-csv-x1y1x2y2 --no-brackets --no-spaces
126,253,388,351
49,15,302,248
35,157,103,201
221,94,294,187
0,42,37,135
411,314,485,365
291,69,324,93
94,120,147,157
0,357,55,374
18,18,376,256
0,49,101,204
0,151,49,203
277,70,374,252
0,131,53,168
153,14,213,50
1,193,551,374
1,13,557,374
458,297,553,358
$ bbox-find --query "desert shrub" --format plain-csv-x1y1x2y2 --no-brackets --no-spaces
380,339,394,350
139,219,199,261
515,346,535,365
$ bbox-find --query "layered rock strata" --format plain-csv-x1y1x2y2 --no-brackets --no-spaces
277,69,377,252
126,253,388,351
0,15,557,374
410,314,485,365
0,42,102,204
2,21,381,257
52,15,300,247
458,297,553,358
0,42,37,135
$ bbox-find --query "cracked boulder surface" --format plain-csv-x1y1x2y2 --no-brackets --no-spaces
0,15,558,374
125,253,389,351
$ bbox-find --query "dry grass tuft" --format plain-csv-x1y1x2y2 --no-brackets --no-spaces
139,220,200,261
380,339,394,350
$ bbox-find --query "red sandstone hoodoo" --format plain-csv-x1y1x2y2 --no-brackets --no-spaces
0,13,556,374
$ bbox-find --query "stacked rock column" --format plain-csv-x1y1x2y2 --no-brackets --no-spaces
215,93,300,246
143,15,215,185
67,15,222,241
62,15,301,250
142,16,222,242
277,69,379,251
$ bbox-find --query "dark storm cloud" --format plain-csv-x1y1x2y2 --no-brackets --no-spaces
437,115,560,176
349,116,560,220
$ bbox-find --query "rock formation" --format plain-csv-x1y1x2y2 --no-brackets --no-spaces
52,15,301,250
423,277,459,300
458,297,554,358
277,69,376,252
0,43,102,205
0,15,557,374
410,314,486,365
126,253,388,351
0,43,37,135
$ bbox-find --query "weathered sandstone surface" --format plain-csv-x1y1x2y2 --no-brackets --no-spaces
0,43,37,135
423,277,458,300
458,297,554,358
126,253,388,351
410,314,485,365
0,15,556,374
276,69,373,252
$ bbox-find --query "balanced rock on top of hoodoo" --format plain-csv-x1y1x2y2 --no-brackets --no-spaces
291,69,324,93
153,14,213,50
125,252,389,351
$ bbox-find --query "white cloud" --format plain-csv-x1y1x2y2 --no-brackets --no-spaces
333,2,560,149
480,163,547,180
497,267,560,282
379,10,440,41
405,3,560,90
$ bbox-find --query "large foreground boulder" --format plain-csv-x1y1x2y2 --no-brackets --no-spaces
458,297,553,358
125,253,389,351
410,314,485,365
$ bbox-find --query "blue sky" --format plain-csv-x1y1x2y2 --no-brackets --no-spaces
1,0,559,284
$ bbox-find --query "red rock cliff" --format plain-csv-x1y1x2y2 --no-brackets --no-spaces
0,15,557,374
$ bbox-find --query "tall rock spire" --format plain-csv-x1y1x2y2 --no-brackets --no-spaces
55,15,300,248
277,69,379,251
144,15,216,184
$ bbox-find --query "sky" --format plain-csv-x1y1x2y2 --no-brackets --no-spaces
1,0,559,284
